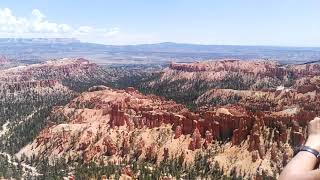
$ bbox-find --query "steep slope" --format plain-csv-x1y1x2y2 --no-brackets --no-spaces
18,87,215,179
140,59,320,108
18,83,320,179
125,59,320,178
18,87,186,159
0,58,114,161
0,58,162,179
2,58,320,179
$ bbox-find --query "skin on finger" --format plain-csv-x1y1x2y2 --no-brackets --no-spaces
279,117,320,179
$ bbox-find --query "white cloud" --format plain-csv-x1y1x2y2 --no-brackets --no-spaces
31,9,45,21
0,8,138,44
0,8,73,34
104,27,120,36
0,8,158,44
76,26,93,34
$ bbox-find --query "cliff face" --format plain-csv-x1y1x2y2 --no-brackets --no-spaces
0,58,105,94
0,80,59,94
0,58,129,166
159,60,320,92
134,59,320,178
287,63,320,77
169,60,320,79
11,59,320,179
170,59,280,74
165,60,286,82
18,84,320,178
18,87,196,163
19,87,252,161
0,58,96,82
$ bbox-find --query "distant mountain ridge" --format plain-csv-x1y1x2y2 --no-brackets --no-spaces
1,38,320,65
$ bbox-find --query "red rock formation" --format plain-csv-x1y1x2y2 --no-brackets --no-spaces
121,136,130,156
252,150,259,162
109,104,126,127
135,138,145,159
121,166,133,177
188,128,202,150
145,144,157,161
20,81,320,179
163,148,169,160
126,87,136,93
291,132,305,147
204,130,213,144
103,136,117,156
203,130,213,149
174,125,182,139
167,59,286,80
170,62,207,72
0,58,99,94
270,143,278,162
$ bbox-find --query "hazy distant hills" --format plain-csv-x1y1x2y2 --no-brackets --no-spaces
0,38,320,65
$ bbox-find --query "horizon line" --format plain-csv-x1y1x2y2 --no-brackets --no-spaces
0,37,320,49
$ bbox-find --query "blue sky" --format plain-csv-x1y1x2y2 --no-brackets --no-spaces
0,0,319,46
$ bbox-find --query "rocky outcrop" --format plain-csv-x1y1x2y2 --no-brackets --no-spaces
165,60,287,82
109,104,127,127
18,59,320,179
167,59,320,82
0,58,104,96
188,128,202,150
174,125,182,139
0,80,58,93
169,59,280,74
169,62,208,72
288,63,320,77
25,87,266,161
103,136,117,156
